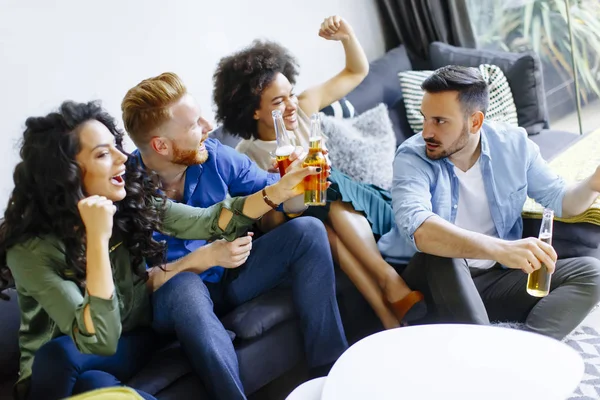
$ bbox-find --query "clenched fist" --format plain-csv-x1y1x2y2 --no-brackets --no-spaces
319,15,354,42
206,232,254,269
77,195,116,242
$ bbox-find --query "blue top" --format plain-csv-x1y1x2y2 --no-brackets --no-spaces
377,121,567,265
135,138,279,282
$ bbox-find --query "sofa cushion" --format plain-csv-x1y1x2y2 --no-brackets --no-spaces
388,98,418,145
399,64,519,135
528,129,582,161
151,373,211,400
235,320,303,394
429,42,549,135
126,341,191,396
220,289,295,340
209,126,242,150
130,320,304,399
0,289,20,380
321,97,355,119
321,103,396,190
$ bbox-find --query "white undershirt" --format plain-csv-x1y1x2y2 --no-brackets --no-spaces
453,158,498,270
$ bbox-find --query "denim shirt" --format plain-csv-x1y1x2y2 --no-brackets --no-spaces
377,121,567,265
135,138,279,282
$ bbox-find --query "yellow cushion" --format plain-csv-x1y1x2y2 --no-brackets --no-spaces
522,128,600,224
66,387,144,400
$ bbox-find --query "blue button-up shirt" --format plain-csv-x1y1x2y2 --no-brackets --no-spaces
377,121,567,265
136,138,279,282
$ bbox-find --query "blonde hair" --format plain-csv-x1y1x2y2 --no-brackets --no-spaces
121,72,187,146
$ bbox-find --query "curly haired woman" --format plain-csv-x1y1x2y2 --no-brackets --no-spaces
212,16,427,330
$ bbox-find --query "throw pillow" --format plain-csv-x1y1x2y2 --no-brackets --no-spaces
398,64,519,135
320,103,396,190
429,42,549,135
320,97,356,119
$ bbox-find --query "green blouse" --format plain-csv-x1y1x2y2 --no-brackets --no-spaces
6,196,257,390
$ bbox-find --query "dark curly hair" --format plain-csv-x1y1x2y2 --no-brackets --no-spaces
212,39,300,140
0,101,167,298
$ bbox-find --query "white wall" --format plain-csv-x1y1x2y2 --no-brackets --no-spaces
0,0,387,209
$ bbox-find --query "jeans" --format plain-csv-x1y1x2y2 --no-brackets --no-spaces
401,253,600,340
152,216,348,400
27,330,158,400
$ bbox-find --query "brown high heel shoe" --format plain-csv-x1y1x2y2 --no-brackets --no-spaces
388,291,426,325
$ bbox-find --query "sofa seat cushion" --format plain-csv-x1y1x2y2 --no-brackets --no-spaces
220,288,295,340
132,320,304,400
126,341,192,396
528,129,582,161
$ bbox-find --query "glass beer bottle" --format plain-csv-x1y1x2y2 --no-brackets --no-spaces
302,113,327,206
526,208,554,297
272,109,295,177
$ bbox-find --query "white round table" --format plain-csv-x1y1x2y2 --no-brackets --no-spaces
286,376,326,400
322,324,584,400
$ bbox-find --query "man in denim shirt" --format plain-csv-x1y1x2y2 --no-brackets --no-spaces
120,72,347,400
378,66,600,340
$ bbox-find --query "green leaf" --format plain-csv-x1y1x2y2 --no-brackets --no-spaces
532,15,542,54
542,4,553,46
523,1,535,40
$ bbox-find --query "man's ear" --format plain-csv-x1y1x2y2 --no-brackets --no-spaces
470,111,485,133
253,109,260,121
150,136,170,156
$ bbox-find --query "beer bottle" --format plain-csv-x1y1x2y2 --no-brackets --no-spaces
526,208,554,297
302,113,327,206
272,110,295,177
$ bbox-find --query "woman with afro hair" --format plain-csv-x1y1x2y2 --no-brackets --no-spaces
212,15,427,330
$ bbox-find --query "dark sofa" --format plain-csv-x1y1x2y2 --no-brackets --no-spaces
0,42,596,400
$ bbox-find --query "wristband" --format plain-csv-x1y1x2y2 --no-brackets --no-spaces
262,188,280,210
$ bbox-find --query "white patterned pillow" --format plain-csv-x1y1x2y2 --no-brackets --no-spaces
320,103,396,190
320,97,356,119
399,64,519,134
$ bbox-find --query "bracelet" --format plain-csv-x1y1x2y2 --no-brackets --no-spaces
262,188,280,210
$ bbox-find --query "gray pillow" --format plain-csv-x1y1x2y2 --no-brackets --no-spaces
321,103,396,190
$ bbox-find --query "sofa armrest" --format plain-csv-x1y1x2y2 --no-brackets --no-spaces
522,218,600,259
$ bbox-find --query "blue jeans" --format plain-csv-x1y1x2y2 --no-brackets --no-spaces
152,216,348,400
27,329,159,400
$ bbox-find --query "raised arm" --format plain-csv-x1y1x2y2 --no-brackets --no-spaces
298,16,369,115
